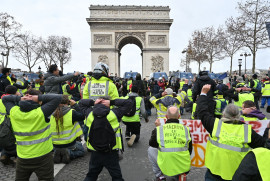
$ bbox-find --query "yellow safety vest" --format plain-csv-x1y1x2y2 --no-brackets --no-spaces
205,119,252,180
187,89,193,102
240,115,267,122
6,76,13,85
252,147,270,181
156,123,191,176
234,93,254,110
10,106,52,159
0,99,6,121
83,77,119,100
86,110,122,151
262,82,270,96
62,84,72,98
127,80,132,91
34,83,40,90
214,98,228,116
150,95,183,119
191,103,197,119
50,109,83,145
179,81,185,90
122,97,142,122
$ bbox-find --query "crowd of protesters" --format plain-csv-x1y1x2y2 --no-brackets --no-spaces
0,63,269,181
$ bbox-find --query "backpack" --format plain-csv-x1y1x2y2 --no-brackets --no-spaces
219,100,228,113
123,96,137,117
0,116,16,148
255,80,262,91
88,113,116,152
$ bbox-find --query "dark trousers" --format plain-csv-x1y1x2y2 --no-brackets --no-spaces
84,151,124,181
123,122,141,142
16,152,54,181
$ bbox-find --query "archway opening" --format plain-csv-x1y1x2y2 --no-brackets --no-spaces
118,36,143,78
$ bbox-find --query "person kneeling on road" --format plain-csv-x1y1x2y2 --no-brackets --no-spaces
122,85,149,147
84,96,132,181
148,106,192,181
50,95,85,164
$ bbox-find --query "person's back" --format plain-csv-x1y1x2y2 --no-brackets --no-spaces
240,100,267,122
2,89,62,180
132,73,146,97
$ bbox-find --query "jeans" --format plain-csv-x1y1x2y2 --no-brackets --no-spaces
146,109,151,116
122,122,141,142
148,147,162,177
15,152,54,181
67,141,85,160
261,97,270,107
84,151,124,181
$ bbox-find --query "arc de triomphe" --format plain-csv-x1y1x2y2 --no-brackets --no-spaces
86,5,173,78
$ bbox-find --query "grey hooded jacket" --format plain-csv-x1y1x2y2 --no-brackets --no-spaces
44,73,75,94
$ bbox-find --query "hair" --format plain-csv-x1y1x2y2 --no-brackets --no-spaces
38,74,43,79
1,68,11,75
136,73,142,80
54,95,69,135
5,85,17,95
87,71,93,76
131,85,139,93
25,89,42,95
222,104,240,123
242,100,256,108
167,106,180,119
48,64,58,73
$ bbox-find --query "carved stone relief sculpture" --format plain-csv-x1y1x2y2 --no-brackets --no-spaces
151,55,164,72
94,34,112,45
149,35,166,45
98,55,109,65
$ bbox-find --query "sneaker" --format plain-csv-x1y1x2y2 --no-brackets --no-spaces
53,149,61,164
0,155,12,165
156,175,166,181
60,148,70,164
127,134,136,147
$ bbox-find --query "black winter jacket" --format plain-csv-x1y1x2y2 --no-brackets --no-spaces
192,75,216,102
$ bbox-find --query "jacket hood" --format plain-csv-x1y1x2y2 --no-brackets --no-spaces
244,110,266,120
156,95,180,107
19,100,40,112
93,104,110,118
199,75,211,81
128,92,139,97
92,73,108,80
53,105,71,117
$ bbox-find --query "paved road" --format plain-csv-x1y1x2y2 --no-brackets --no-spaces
1,107,269,181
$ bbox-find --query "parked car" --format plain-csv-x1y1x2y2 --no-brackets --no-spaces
150,72,168,81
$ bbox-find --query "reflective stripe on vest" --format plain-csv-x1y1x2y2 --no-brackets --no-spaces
10,106,52,158
86,110,122,151
156,123,191,176
88,81,109,100
205,119,252,180
122,97,142,122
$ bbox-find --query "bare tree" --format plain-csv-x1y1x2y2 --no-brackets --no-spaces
39,36,58,71
0,12,22,68
222,17,244,76
13,32,42,72
236,0,270,73
55,36,71,72
181,45,192,72
188,31,208,73
203,26,225,72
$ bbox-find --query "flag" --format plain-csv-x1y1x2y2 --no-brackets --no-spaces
265,22,270,40
218,72,227,80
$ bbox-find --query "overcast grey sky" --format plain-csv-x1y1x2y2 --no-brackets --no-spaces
1,0,270,76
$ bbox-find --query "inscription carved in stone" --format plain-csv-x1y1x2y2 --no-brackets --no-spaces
94,34,112,45
151,55,164,72
115,32,146,43
98,55,109,65
91,24,170,30
149,35,166,45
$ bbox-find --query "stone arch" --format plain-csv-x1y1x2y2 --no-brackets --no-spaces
87,5,173,78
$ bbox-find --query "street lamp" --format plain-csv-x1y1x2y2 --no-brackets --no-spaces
238,59,242,76
240,52,251,74
182,48,192,72
1,52,8,67
38,66,41,73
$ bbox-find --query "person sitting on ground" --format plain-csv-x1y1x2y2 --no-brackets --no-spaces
148,106,192,181
240,100,267,122
50,95,85,164
197,84,268,181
